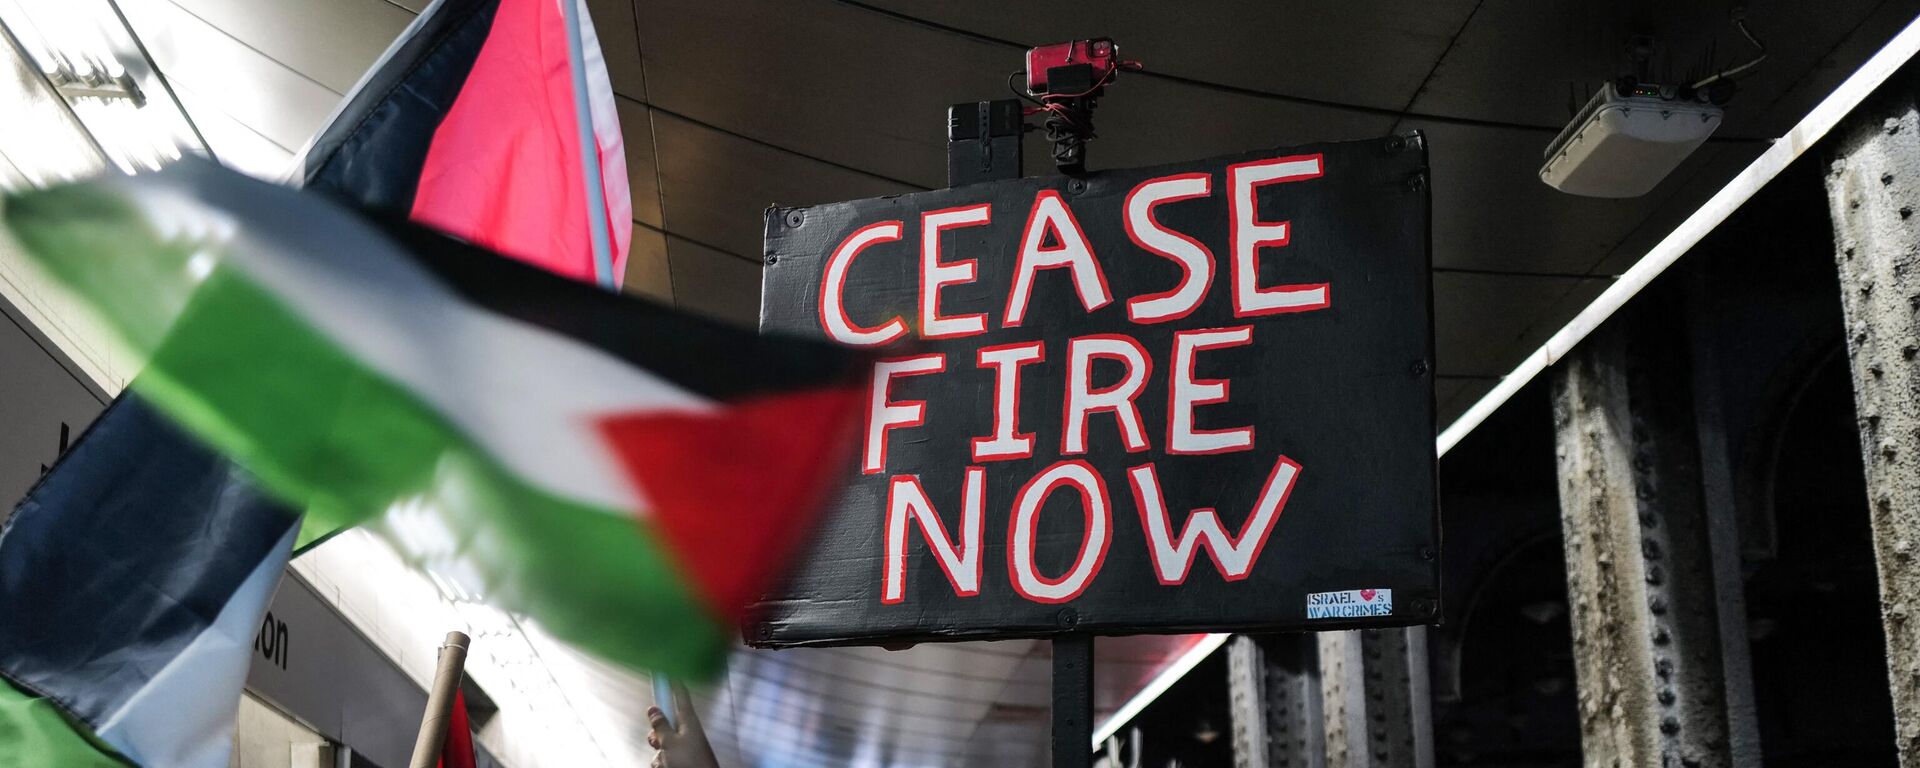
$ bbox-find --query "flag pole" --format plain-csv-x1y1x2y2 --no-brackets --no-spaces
408,631,471,768
559,0,616,289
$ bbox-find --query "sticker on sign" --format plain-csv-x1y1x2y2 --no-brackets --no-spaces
1307,589,1393,619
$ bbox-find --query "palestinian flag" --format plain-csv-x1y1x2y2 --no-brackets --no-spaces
0,399,298,768
299,0,630,285
2,161,865,676
0,0,649,764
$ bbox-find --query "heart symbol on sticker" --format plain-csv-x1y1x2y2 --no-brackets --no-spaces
1360,589,1378,601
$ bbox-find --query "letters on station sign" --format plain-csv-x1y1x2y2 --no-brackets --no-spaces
753,137,1437,646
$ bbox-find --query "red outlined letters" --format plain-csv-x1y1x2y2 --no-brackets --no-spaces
1063,335,1153,455
863,354,946,475
1007,460,1113,603
1124,173,1215,323
1168,326,1255,455
1128,455,1302,584
1004,190,1113,326
882,468,986,603
971,341,1046,462
1227,155,1330,318
820,221,909,346
919,204,992,339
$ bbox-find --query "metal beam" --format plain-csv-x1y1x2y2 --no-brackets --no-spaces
1551,323,1733,767
1228,634,1325,768
1315,629,1430,768
1822,88,1920,766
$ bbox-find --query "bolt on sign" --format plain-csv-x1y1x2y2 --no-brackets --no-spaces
749,135,1436,647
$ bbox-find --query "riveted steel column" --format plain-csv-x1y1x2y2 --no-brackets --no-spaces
1228,634,1326,768
1824,90,1920,766
1314,629,1430,768
1552,325,1731,768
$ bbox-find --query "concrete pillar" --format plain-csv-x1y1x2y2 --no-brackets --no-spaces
1227,634,1324,768
1551,325,1733,768
1824,93,1920,765
1314,629,1431,768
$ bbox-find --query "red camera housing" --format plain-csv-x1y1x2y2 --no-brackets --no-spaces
1025,38,1120,96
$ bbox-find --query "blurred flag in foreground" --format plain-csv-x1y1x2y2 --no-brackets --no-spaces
5,160,864,673
0,399,298,768
0,0,642,764
0,161,862,759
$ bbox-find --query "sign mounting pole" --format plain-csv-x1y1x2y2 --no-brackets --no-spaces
949,98,1099,768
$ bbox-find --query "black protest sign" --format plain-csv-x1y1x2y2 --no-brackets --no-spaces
750,136,1435,647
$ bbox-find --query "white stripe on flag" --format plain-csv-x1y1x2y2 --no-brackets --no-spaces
93,523,298,768
121,162,711,514
572,0,632,283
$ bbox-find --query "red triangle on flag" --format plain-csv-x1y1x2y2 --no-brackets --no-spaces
438,689,475,768
597,386,864,620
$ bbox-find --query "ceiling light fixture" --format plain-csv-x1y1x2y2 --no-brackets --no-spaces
1540,10,1765,198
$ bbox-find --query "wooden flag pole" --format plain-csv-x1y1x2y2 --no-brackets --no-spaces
407,631,471,768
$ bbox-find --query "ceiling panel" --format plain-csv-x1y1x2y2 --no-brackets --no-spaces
1047,72,1392,174
662,234,762,327
649,108,915,258
1433,272,1609,378
614,96,664,227
120,0,344,154
1400,0,1885,136
1735,0,1920,139
623,224,672,303
1435,378,1484,426
850,0,1480,112
157,0,411,93
585,0,646,97
632,0,1008,188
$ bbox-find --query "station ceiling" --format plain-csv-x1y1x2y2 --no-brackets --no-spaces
102,0,1920,764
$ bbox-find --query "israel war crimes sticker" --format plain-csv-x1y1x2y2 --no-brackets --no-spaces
1306,589,1393,619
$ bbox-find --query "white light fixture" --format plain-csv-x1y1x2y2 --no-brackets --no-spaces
1540,83,1723,198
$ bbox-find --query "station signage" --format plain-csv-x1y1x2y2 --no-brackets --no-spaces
750,136,1436,646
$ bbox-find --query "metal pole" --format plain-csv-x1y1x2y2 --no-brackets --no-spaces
407,631,471,768
1052,634,1094,768
947,99,1095,768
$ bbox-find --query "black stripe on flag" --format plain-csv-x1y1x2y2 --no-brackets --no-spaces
372,216,874,402
0,396,298,725
302,0,501,217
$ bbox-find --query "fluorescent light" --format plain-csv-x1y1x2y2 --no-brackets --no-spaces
1093,11,1920,748
0,0,201,177
1090,633,1228,748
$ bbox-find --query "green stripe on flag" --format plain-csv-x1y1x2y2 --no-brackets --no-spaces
5,180,730,677
142,246,728,677
0,679,130,768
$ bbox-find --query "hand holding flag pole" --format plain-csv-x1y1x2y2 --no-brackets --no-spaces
647,680,718,768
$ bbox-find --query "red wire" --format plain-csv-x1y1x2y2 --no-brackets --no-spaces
1040,65,1120,101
